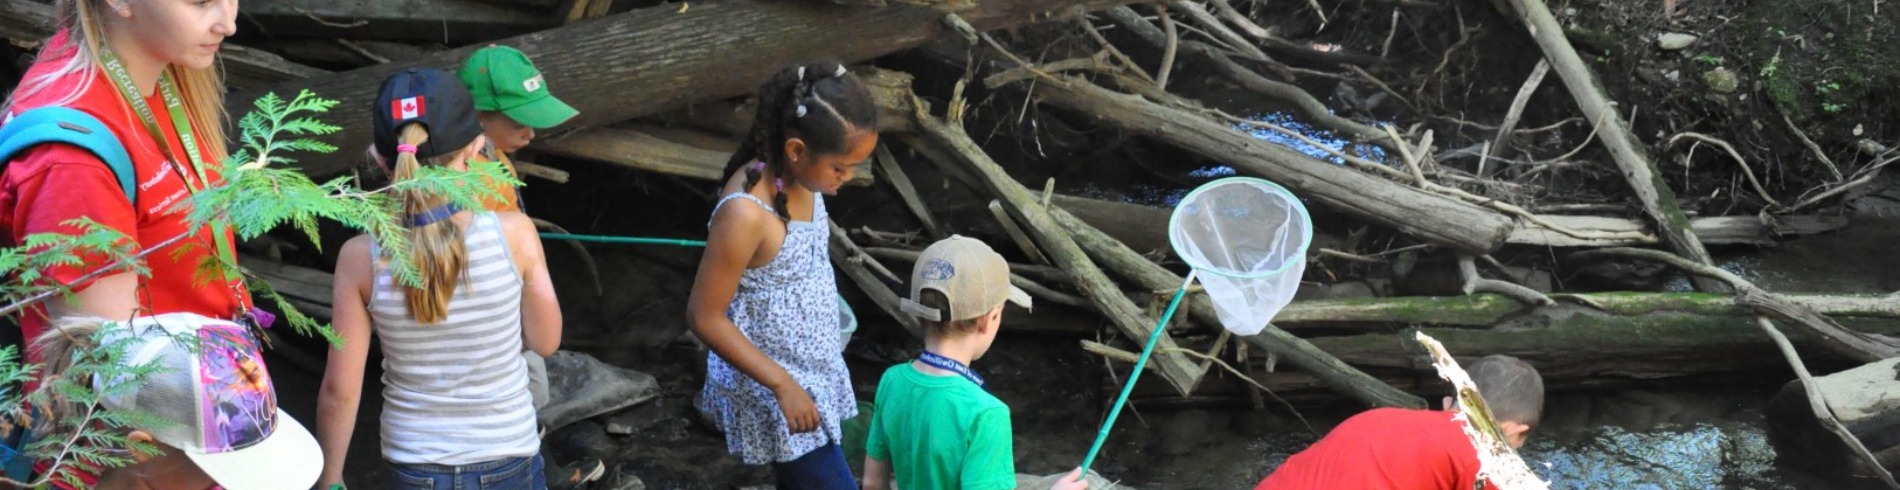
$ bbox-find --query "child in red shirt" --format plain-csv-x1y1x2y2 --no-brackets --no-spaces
1256,355,1545,490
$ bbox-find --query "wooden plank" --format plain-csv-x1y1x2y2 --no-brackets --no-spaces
533,123,875,186
513,161,570,183
1508,215,1850,247
233,0,1144,177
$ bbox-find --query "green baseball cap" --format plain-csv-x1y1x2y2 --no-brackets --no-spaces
458,45,578,129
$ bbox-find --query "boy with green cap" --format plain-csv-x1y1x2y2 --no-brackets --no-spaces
457,44,578,213
862,236,1087,490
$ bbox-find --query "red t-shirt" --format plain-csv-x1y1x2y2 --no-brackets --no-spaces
1256,408,1484,490
2,31,249,364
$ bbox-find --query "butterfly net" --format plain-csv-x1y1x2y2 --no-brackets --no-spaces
1167,177,1311,336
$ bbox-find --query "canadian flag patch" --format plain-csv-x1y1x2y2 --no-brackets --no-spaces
392,96,424,121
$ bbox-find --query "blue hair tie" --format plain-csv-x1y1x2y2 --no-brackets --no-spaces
407,203,462,227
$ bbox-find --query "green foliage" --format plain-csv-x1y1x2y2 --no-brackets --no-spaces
1693,55,1724,67
1746,0,1900,119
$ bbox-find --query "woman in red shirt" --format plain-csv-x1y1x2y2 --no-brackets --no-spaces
1,0,249,364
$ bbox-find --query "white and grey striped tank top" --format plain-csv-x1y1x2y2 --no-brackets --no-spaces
367,212,539,465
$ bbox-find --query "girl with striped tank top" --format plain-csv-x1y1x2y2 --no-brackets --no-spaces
315,68,563,490
688,62,878,490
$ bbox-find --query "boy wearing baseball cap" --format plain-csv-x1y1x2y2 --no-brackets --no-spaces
861,236,1086,490
456,44,578,213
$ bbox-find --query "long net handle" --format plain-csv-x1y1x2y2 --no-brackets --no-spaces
1077,269,1199,476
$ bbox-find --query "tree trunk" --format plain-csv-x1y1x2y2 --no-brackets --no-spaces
235,0,1143,177
234,0,556,44
1022,75,1517,254
1273,292,1900,330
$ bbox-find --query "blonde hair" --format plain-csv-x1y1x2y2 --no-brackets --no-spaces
3,0,229,165
388,123,470,324
28,316,113,436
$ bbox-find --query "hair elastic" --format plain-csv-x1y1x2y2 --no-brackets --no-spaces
396,144,419,155
406,203,461,227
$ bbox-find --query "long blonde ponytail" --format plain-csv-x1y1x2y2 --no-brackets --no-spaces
4,0,228,165
388,124,469,325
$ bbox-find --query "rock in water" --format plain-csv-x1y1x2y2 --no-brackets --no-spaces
539,351,661,432
1657,33,1699,50
1702,68,1740,94
1765,357,1900,486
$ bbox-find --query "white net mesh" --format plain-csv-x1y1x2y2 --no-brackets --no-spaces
1167,177,1311,336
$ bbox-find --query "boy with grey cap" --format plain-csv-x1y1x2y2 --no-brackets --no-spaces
862,236,1085,490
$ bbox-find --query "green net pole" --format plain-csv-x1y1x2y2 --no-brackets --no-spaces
1077,269,1200,475
538,232,707,248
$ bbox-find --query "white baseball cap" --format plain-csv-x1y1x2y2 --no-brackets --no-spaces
93,313,321,490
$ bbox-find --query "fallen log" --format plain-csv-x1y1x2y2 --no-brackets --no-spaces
534,123,874,186
1030,191,1346,258
236,0,554,44
1,0,326,91
1502,0,1721,291
1107,308,1900,402
1507,214,1848,247
1020,75,1516,254
238,0,1142,177
1272,292,1900,331
910,99,1209,396
1570,247,1900,362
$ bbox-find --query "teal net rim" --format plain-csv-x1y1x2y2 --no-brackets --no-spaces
1166,176,1315,280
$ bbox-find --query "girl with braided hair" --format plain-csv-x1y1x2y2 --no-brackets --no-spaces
687,61,878,489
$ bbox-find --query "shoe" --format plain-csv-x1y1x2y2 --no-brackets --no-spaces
547,457,606,490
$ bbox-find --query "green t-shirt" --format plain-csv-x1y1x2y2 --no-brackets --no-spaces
865,362,1016,490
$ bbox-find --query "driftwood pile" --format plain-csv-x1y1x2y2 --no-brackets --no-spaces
11,1,1900,477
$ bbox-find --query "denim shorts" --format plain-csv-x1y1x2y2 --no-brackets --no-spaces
388,454,545,490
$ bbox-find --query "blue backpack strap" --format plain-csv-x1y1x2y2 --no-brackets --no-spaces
0,107,138,205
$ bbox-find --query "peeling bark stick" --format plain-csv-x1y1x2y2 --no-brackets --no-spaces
828,224,923,339
1489,59,1550,175
910,99,1210,396
1502,0,1723,292
872,144,945,238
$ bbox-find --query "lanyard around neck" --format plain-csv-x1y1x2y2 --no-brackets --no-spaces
918,350,987,389
97,48,246,304
97,48,211,192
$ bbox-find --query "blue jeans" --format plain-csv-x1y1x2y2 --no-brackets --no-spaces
388,454,546,490
771,442,856,490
